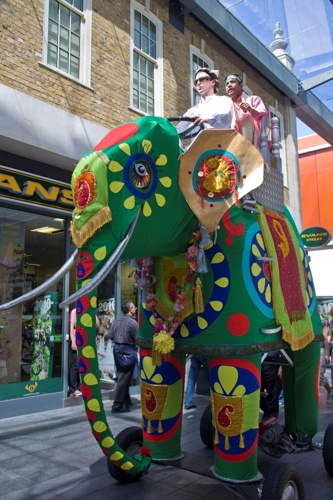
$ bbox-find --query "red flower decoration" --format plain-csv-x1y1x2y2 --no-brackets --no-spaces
140,446,152,457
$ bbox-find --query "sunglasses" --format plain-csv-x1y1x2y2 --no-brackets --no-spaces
195,76,213,86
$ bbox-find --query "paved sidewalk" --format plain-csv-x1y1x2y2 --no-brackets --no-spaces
0,387,333,500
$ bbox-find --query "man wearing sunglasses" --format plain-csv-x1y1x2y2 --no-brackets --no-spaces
177,68,234,141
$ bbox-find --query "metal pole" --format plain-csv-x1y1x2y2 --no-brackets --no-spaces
115,259,122,319
61,219,72,397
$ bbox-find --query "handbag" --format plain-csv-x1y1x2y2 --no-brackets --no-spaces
114,344,137,368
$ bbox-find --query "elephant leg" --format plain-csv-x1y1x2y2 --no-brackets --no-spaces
140,349,185,460
282,341,320,437
209,354,261,482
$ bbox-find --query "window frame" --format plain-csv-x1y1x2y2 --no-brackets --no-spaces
269,106,288,187
42,0,92,87
190,45,214,107
130,0,163,116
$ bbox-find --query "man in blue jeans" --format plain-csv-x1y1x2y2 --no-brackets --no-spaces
184,355,210,409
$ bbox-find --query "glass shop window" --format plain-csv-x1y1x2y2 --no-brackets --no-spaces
0,207,65,400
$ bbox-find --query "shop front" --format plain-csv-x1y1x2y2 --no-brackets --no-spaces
0,164,74,418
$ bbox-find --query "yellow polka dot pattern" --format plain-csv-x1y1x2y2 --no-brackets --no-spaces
87,399,101,412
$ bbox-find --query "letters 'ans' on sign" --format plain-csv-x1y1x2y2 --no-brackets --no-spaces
300,226,332,249
0,166,73,211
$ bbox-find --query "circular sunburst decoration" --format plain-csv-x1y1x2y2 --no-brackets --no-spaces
195,152,240,202
109,139,172,217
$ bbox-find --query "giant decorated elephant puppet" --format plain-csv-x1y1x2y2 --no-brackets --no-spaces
63,116,321,483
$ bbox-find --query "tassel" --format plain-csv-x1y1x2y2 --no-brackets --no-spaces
196,247,208,273
145,256,153,265
158,420,163,433
152,346,162,366
147,420,154,433
194,277,204,314
224,435,230,450
239,434,245,448
214,428,220,445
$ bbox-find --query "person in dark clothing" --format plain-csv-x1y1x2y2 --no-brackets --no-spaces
105,301,138,413
184,355,210,409
259,350,282,433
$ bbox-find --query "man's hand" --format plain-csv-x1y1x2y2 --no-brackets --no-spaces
192,115,209,126
238,102,259,116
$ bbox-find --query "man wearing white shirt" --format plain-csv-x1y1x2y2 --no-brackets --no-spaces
177,68,234,141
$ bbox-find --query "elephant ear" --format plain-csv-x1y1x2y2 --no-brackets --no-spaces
178,129,264,232
70,151,111,247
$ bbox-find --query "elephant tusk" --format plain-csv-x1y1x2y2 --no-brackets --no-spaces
59,208,141,309
0,249,78,311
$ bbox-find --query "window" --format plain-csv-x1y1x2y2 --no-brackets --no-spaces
0,207,66,399
43,0,92,86
190,45,214,106
130,1,163,115
269,107,287,186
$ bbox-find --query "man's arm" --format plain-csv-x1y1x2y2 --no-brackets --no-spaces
69,310,77,349
323,324,330,363
105,322,116,341
240,95,268,118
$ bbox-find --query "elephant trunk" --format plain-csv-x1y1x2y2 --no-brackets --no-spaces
0,250,78,311
73,210,150,474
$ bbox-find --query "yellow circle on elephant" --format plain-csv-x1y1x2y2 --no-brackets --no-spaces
197,316,208,329
90,296,97,308
87,399,101,412
84,373,98,385
81,313,93,327
101,437,115,448
93,421,107,433
110,451,124,460
209,301,223,311
215,277,229,288
121,461,134,470
212,252,224,264
95,246,107,261
82,346,96,358
180,324,189,337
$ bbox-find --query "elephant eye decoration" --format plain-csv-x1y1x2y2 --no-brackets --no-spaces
132,160,151,189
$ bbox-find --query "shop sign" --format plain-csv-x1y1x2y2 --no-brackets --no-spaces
0,165,73,211
300,226,332,248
